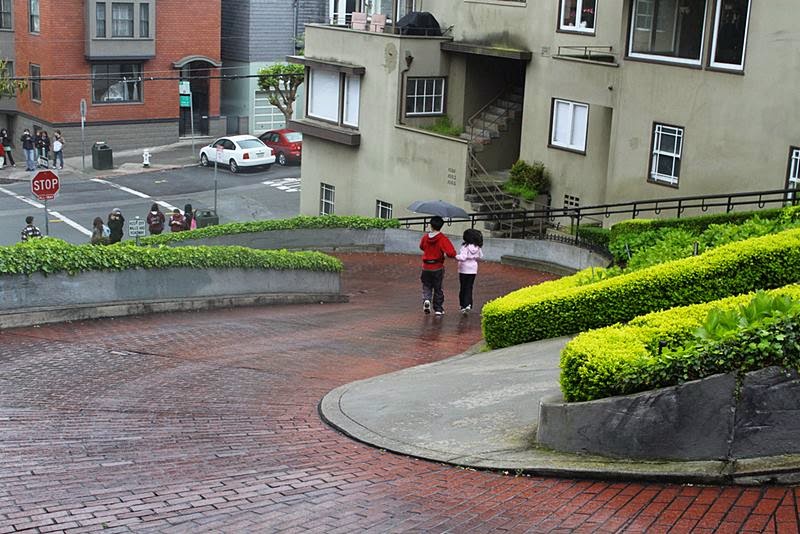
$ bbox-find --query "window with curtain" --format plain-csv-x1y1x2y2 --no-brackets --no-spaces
92,63,142,103
308,69,340,122
139,3,149,37
28,0,39,32
560,0,596,33
96,3,106,37
111,3,134,37
343,74,360,127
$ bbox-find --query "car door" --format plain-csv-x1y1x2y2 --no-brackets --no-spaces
223,139,237,163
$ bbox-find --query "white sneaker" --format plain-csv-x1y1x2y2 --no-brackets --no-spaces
460,308,469,315
435,310,444,316
423,300,431,314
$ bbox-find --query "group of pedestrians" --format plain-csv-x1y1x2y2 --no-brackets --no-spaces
419,216,484,316
145,203,196,235
0,128,65,172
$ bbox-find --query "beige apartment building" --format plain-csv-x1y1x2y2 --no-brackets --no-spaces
289,1,800,221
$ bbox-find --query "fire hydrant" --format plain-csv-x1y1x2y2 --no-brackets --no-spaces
142,149,151,168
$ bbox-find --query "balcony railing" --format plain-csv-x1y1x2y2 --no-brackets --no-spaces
555,45,617,64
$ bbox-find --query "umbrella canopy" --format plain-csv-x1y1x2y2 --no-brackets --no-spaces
408,200,470,219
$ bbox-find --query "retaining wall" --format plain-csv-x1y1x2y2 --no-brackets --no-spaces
537,367,800,461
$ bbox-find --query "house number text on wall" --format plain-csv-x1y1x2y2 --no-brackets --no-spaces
447,167,457,187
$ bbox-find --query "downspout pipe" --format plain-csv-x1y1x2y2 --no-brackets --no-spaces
397,52,413,125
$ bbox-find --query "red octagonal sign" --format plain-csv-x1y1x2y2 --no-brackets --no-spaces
31,170,60,201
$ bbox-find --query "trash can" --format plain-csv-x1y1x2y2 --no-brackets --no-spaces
195,208,219,228
91,142,113,170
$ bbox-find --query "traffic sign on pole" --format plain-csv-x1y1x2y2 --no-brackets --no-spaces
31,170,60,201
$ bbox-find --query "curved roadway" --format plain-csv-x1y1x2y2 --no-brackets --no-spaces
1,253,797,532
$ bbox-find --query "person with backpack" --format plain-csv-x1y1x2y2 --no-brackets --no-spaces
90,217,110,245
146,203,166,235
183,203,196,230
419,215,457,316
20,215,43,241
107,208,125,244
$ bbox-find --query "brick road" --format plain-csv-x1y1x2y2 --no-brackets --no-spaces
0,253,798,533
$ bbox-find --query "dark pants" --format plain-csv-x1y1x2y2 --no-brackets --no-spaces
459,273,476,309
420,268,445,312
3,146,14,166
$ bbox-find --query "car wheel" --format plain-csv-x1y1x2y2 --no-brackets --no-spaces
229,159,239,173
200,153,209,167
277,153,287,166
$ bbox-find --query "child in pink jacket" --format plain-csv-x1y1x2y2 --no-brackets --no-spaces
455,229,484,314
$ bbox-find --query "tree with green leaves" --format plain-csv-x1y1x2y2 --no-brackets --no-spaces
0,59,26,98
256,63,305,124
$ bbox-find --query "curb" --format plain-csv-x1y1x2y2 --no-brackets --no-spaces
0,292,348,330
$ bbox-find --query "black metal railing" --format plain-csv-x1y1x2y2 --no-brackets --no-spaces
555,45,617,63
398,188,800,251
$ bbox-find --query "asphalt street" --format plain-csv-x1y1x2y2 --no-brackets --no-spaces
0,164,301,245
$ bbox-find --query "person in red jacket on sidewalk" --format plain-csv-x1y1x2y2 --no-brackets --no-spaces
419,215,457,316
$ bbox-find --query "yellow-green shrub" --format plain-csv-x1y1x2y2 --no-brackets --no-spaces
561,285,800,402
482,227,800,348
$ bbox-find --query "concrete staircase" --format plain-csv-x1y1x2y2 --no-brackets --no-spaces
460,87,524,152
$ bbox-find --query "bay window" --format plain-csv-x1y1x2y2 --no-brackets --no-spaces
308,68,361,128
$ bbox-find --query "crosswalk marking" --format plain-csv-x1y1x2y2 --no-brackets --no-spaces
0,186,92,236
263,178,301,193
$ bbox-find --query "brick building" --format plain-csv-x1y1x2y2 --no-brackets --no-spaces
0,0,222,151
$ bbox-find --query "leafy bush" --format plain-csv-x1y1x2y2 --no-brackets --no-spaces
576,225,611,249
560,287,800,402
0,238,342,276
142,215,400,245
625,228,700,270
481,227,800,349
422,116,464,137
503,160,550,200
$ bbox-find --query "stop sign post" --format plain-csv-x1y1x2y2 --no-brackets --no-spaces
31,170,60,236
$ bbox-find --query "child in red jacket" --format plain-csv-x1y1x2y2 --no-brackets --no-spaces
419,216,456,316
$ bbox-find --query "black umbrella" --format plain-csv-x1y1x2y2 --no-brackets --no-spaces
408,200,470,219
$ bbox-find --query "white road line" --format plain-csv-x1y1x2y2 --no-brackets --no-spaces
0,186,92,236
155,200,178,212
90,178,152,199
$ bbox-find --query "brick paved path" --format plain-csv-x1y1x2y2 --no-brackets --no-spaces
1,253,798,533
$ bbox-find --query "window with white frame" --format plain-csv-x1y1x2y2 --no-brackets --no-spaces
320,183,335,215
111,3,134,37
629,0,707,65
550,99,588,152
308,68,361,128
92,63,142,103
649,123,684,186
709,0,751,70
28,0,38,32
560,0,596,33
406,77,445,116
0,0,11,29
376,200,393,219
788,147,800,191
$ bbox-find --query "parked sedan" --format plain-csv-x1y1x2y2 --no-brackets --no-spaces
199,135,276,173
258,129,303,166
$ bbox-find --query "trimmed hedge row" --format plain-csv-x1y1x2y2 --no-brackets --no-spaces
481,227,800,349
142,215,401,245
576,225,611,249
0,238,343,276
609,207,790,255
560,285,800,402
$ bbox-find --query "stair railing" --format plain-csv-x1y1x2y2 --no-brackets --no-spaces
466,84,513,141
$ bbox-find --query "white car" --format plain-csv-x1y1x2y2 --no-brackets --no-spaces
199,135,276,173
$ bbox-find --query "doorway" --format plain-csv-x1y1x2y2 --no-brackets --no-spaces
179,61,210,137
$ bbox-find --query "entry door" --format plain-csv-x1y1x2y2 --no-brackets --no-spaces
330,0,359,25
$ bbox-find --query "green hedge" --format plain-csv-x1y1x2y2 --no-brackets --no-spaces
142,215,401,245
608,207,792,259
0,238,342,276
481,227,800,349
560,285,800,402
576,225,611,249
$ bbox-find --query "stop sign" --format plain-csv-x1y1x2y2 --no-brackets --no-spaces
31,170,60,201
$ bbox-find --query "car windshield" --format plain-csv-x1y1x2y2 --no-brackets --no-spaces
238,139,265,149
285,132,303,142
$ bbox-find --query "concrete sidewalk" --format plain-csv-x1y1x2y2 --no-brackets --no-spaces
320,336,800,485
0,138,205,183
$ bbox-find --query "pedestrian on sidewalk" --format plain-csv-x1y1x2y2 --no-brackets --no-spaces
20,215,43,241
0,142,5,168
36,130,50,168
456,229,484,314
169,208,185,232
183,203,196,230
0,128,16,167
20,129,35,171
91,217,110,245
146,203,165,235
107,208,125,244
52,130,64,169
419,215,457,316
